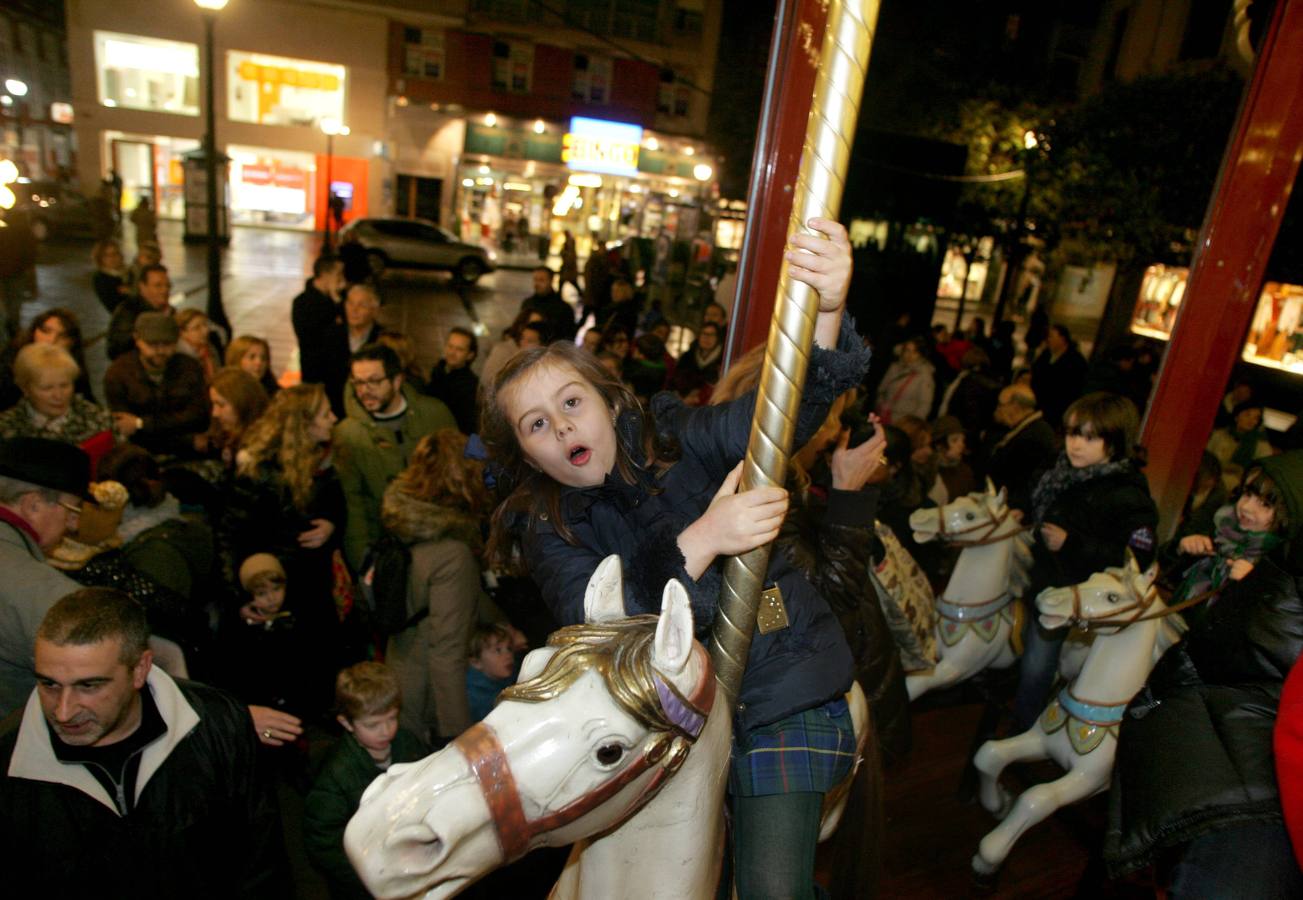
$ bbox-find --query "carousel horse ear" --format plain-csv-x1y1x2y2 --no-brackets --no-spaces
985,477,997,496
995,485,1008,509
584,555,627,624
1123,547,1141,575
1135,559,1160,591
653,579,694,676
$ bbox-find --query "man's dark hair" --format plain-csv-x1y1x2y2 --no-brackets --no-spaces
521,321,550,343
313,254,342,279
532,266,554,280
137,263,168,287
352,343,403,379
38,588,150,665
635,333,665,360
448,326,479,358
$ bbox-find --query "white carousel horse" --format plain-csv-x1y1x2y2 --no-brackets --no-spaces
344,556,869,900
970,554,1166,876
904,482,1033,700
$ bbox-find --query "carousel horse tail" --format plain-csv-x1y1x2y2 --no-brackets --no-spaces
818,681,884,898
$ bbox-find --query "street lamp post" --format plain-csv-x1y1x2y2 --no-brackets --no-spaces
992,129,1039,326
319,117,349,251
195,0,229,331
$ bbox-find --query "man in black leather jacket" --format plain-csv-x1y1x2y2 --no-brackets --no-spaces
0,588,286,898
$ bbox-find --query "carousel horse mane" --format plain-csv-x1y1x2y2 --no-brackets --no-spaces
501,615,679,734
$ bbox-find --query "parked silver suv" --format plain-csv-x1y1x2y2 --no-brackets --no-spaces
338,217,496,283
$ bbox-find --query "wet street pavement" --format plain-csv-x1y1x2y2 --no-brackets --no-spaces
25,220,533,402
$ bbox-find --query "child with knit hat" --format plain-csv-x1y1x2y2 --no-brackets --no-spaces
238,552,290,626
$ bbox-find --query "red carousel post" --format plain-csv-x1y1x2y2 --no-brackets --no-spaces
721,0,830,366
1142,0,1303,534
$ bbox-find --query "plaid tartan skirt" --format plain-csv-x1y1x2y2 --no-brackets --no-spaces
729,697,856,797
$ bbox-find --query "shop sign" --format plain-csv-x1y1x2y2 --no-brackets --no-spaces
563,117,641,176
464,122,562,164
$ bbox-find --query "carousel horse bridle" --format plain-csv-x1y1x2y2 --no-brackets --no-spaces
933,495,1023,622
1065,578,1217,632
452,643,717,863
934,494,1023,548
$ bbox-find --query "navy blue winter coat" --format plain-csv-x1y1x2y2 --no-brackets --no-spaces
522,317,871,735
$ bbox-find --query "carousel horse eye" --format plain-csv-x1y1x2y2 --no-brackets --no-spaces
595,743,626,767
965,512,976,521
1107,593,1120,604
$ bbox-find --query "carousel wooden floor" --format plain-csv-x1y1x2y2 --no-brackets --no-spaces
845,700,1155,899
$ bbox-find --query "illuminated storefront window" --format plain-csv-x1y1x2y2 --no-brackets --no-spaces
94,31,199,116
103,131,201,219
227,144,317,230
227,51,345,127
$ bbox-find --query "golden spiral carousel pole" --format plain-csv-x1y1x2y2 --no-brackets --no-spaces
709,0,881,705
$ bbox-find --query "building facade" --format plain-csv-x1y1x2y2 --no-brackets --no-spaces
0,2,75,181
65,0,388,230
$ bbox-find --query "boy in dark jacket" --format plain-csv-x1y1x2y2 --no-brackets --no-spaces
304,663,428,900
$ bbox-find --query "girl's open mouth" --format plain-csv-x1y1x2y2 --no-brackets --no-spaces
569,445,591,465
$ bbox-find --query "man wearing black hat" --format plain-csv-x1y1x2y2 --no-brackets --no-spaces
0,437,90,716
103,311,209,458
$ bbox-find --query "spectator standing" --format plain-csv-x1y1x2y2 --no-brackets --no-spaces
124,241,162,293
334,344,455,572
325,285,384,416
978,383,1058,515
987,320,1017,382
175,309,224,385
480,310,545,388
380,430,501,745
104,313,209,459
292,256,345,394
1030,324,1087,429
936,346,1000,446
304,663,427,899
0,587,286,897
594,277,639,337
0,438,89,716
1207,401,1276,491
426,327,480,435
520,267,576,342
874,337,935,424
129,196,157,247
92,239,130,313
201,367,269,468
0,345,115,456
108,264,173,361
674,320,724,395
0,308,96,410
222,384,347,713
582,239,612,318
226,335,280,398
559,230,580,297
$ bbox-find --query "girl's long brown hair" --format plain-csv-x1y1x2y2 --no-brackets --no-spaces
390,429,490,516
482,341,678,568
237,383,328,512
208,366,269,455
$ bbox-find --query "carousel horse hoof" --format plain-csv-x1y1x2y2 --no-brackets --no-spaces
969,855,1000,893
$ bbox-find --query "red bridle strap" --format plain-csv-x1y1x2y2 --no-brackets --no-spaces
454,643,716,863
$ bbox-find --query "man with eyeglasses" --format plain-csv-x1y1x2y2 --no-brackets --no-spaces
334,343,454,571
0,437,93,717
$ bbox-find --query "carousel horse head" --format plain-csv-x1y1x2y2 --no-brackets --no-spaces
1035,551,1159,634
344,556,716,900
908,479,1016,546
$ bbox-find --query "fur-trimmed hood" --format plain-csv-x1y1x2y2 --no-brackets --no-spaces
381,482,483,550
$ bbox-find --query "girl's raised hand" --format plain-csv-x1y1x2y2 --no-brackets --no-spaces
786,217,852,312
701,461,789,557
1040,522,1067,552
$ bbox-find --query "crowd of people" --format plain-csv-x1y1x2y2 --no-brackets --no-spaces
0,219,1301,900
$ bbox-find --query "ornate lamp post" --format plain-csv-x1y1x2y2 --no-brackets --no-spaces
195,0,229,331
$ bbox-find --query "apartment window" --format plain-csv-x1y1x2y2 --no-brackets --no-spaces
674,1,703,37
403,28,446,81
572,53,612,104
94,31,200,116
492,40,533,93
657,68,691,119
611,0,661,43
